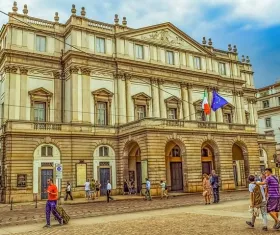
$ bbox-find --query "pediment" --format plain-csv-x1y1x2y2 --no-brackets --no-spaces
118,23,213,55
92,88,113,97
223,102,235,109
165,95,181,104
28,87,53,97
132,92,151,100
193,99,203,106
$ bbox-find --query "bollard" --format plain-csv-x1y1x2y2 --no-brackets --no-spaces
35,194,37,208
10,197,13,211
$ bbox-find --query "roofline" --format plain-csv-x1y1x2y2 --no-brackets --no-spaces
257,82,280,92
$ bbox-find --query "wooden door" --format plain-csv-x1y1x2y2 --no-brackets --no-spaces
202,162,212,175
136,162,142,193
233,161,238,186
41,169,53,199
99,168,110,196
170,162,183,191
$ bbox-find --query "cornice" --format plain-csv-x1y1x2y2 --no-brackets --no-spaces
257,106,280,116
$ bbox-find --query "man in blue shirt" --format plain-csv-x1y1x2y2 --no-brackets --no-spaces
145,178,151,201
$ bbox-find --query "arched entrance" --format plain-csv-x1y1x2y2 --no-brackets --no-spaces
201,144,215,175
232,142,248,187
166,141,183,191
126,141,142,194
33,144,61,200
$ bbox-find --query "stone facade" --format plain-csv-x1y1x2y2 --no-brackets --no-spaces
0,3,276,202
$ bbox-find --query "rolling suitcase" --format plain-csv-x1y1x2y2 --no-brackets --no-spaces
56,205,70,224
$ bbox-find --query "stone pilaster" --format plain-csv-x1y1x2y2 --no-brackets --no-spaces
125,73,133,122
248,98,255,125
70,66,79,122
236,91,243,124
240,92,246,124
20,67,28,120
159,79,166,118
151,78,160,118
81,68,91,123
207,87,216,122
188,83,195,121
181,83,189,120
116,72,127,124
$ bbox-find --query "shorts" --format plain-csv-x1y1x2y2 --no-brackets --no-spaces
267,197,280,213
85,190,90,196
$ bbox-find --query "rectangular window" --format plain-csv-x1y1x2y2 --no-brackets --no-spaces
166,51,174,65
224,113,232,123
135,44,144,59
97,102,107,125
265,118,271,128
36,35,46,52
263,100,270,108
34,102,46,122
194,56,201,70
96,37,105,53
219,62,226,75
168,108,177,119
136,105,146,120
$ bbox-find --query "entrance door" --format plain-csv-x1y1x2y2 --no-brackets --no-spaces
99,168,110,196
170,162,183,191
233,161,238,186
202,162,212,175
41,169,53,199
136,162,142,193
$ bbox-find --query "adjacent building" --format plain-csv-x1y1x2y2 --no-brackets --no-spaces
0,3,276,202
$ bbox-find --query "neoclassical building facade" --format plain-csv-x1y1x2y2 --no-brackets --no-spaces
0,3,276,202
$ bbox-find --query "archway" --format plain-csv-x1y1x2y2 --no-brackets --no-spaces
33,143,61,200
232,142,248,187
125,141,142,194
93,145,116,196
165,141,183,191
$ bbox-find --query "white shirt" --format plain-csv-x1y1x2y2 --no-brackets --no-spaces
249,183,266,202
85,182,90,191
107,183,112,190
66,184,71,192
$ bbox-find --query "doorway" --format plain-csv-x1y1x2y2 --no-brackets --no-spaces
170,162,183,191
136,162,142,193
99,168,110,196
41,169,53,199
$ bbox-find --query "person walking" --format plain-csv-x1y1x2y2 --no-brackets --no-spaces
84,179,90,200
43,178,63,228
246,175,268,231
210,170,220,203
145,178,151,201
256,168,280,229
106,180,113,203
202,174,212,205
64,181,73,201
90,179,96,200
95,180,101,199
160,180,168,199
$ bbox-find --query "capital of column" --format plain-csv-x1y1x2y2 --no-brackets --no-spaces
150,77,158,85
158,79,165,85
187,83,193,89
69,66,79,74
124,73,132,81
19,67,28,75
4,66,17,74
113,71,125,80
247,97,257,104
180,82,188,89
53,71,60,79
81,68,91,76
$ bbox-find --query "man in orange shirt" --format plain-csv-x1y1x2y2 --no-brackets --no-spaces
43,178,63,228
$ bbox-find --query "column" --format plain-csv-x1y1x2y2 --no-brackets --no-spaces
208,87,216,122
215,89,223,123
70,66,79,122
151,78,160,118
81,68,91,123
232,91,238,123
181,83,189,120
236,92,243,124
117,73,127,124
20,68,28,120
248,99,255,124
53,71,61,122
159,80,166,118
8,66,18,120
188,84,195,120
253,100,258,125
125,74,133,122
240,93,246,124
3,66,11,122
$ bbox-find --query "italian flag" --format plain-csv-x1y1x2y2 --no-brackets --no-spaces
202,90,210,115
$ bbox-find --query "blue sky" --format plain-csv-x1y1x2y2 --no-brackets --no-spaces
0,0,279,88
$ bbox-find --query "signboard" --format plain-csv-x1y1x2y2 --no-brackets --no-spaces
76,163,87,186
55,164,63,179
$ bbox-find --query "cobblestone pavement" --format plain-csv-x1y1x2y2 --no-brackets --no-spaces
2,198,278,235
0,191,248,227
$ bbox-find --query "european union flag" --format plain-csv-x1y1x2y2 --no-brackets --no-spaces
211,91,228,111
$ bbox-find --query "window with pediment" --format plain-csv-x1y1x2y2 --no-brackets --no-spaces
28,87,53,122
194,99,206,121
222,103,235,124
132,93,151,120
245,111,250,125
92,88,113,126
165,96,181,120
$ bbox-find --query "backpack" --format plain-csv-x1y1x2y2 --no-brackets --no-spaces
253,185,263,207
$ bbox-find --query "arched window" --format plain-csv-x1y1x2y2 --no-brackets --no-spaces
99,146,109,157
41,145,53,157
170,145,181,157
201,148,208,157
